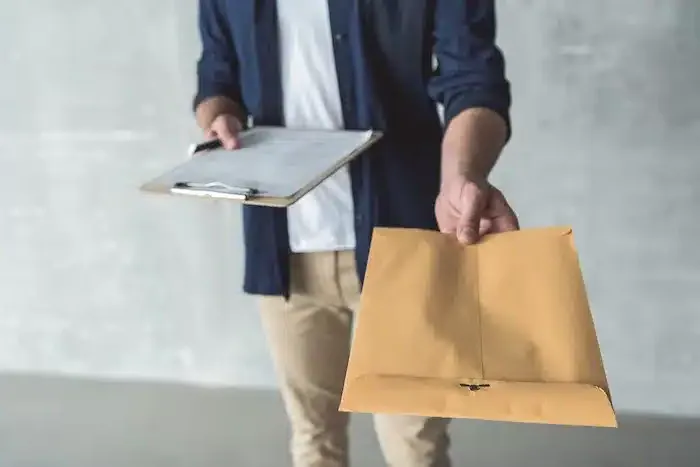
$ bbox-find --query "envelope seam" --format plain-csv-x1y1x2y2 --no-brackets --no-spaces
475,246,485,380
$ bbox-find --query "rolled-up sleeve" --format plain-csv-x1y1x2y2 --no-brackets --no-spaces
428,0,511,138
193,0,244,111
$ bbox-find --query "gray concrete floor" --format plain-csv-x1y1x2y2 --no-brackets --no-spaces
0,375,697,467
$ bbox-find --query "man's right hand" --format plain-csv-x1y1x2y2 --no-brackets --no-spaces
206,114,243,150
435,176,519,244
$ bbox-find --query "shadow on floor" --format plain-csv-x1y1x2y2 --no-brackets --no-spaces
0,374,697,467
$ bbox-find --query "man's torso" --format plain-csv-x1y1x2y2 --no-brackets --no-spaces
205,0,447,295
276,0,357,253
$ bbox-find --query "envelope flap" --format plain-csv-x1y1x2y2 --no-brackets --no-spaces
340,375,617,428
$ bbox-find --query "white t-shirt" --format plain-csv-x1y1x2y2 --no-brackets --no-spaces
276,0,357,253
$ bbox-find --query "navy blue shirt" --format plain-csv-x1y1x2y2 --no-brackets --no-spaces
195,0,511,297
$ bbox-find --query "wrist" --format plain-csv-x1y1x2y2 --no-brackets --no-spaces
440,107,506,189
440,173,490,194
440,156,490,188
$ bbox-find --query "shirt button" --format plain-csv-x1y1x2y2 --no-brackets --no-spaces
334,33,347,42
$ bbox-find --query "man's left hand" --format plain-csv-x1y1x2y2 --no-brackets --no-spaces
435,177,519,244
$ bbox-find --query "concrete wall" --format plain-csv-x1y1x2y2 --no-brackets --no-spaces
1,0,698,417
0,1,273,386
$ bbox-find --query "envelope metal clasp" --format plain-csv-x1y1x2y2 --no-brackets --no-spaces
459,383,491,392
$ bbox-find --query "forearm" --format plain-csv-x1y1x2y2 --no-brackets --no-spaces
195,95,246,131
441,107,508,186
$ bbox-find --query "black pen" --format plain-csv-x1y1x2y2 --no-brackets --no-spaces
188,139,224,156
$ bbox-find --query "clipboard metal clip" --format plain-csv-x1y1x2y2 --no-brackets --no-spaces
171,181,258,200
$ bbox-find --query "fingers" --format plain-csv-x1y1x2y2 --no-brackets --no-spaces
487,188,520,232
455,183,486,244
435,197,456,234
209,115,242,150
213,119,239,150
440,183,517,243
479,218,493,236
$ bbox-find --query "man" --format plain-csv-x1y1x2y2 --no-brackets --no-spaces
193,0,518,465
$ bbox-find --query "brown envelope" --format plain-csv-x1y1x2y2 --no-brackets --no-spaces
339,226,617,428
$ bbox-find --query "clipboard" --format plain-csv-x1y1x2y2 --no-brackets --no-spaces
140,126,383,207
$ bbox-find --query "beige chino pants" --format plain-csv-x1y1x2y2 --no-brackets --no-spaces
260,250,451,467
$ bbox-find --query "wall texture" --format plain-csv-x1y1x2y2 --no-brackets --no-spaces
0,1,273,385
1,0,698,416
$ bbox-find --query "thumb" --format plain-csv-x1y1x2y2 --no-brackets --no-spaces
456,185,486,244
216,123,238,150
211,116,241,150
